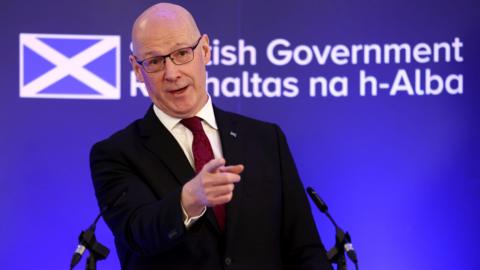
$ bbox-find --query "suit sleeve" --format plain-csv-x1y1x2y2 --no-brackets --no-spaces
90,139,187,256
274,125,333,270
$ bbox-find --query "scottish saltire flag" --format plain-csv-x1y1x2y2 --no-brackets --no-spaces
19,33,121,99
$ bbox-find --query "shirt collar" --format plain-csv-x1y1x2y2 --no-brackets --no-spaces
153,95,218,131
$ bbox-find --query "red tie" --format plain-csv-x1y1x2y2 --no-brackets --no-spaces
181,117,226,232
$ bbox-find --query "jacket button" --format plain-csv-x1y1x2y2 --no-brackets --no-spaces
224,257,232,266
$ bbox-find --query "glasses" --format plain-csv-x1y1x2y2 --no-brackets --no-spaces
135,36,203,73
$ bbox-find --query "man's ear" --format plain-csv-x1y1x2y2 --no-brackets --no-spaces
200,34,211,65
129,54,144,83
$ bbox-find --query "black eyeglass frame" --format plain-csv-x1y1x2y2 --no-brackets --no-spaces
134,36,203,73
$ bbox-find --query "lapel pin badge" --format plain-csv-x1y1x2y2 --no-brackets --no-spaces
229,131,237,138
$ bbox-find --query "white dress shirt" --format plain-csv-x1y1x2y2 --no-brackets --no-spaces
153,96,223,227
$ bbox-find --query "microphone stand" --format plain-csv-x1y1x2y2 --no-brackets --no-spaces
306,187,359,270
70,212,110,270
327,225,349,270
70,191,126,270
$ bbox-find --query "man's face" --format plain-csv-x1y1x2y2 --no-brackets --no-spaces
130,22,210,118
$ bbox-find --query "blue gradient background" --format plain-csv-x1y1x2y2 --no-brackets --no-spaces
1,0,479,269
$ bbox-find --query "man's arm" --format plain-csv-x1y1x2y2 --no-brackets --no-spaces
91,139,244,256
90,139,187,256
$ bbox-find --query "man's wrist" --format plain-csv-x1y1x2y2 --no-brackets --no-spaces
181,202,206,228
181,183,205,216
180,184,207,228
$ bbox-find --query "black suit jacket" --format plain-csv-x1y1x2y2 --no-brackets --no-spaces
90,105,332,270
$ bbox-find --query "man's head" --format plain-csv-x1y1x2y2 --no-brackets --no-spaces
129,3,210,118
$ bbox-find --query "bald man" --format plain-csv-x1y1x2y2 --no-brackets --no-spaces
90,3,332,270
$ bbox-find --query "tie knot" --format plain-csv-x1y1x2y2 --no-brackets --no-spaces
181,116,203,132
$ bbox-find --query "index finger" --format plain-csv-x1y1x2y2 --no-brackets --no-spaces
218,164,244,174
203,158,226,173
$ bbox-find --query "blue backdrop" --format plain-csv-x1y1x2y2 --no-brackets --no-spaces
1,0,479,269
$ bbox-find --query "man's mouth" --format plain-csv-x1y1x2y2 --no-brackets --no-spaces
169,86,188,95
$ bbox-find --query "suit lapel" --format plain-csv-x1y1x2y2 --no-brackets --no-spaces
138,106,195,186
214,107,245,241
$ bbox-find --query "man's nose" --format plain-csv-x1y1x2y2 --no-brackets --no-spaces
163,57,180,81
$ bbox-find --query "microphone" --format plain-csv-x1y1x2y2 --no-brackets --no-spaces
70,190,126,269
306,187,328,213
306,187,338,228
306,187,358,270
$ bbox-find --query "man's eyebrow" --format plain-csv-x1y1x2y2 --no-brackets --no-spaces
141,51,160,58
141,42,192,58
170,41,194,51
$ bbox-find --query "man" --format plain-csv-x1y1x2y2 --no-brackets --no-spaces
90,3,332,270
